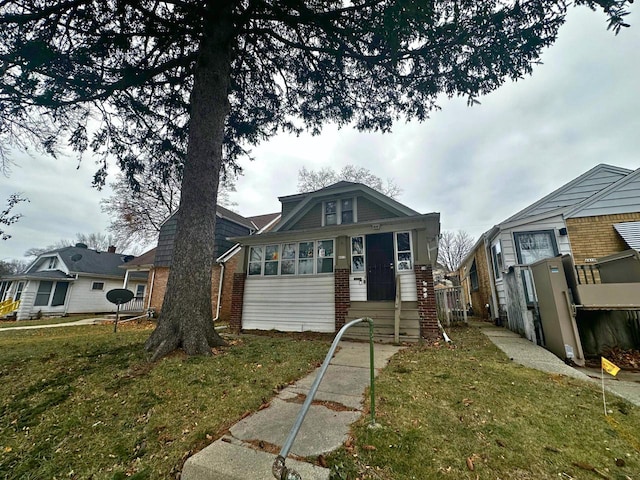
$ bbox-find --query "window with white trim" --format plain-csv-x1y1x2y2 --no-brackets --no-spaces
91,281,105,291
317,240,334,273
281,243,296,275
491,241,504,279
298,241,315,274
351,236,365,273
264,245,280,276
34,281,69,307
248,246,263,276
135,284,145,298
395,232,413,271
323,198,355,226
247,240,334,276
47,257,58,269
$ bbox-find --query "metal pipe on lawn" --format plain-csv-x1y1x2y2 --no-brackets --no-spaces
272,317,375,480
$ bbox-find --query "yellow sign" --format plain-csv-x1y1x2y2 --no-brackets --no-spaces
601,357,620,377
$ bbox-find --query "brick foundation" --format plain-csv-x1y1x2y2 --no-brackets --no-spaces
334,268,350,332
415,264,438,340
230,273,246,333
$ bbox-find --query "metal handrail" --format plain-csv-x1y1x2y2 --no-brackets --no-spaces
272,317,376,480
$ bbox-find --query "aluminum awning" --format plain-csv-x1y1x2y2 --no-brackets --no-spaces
614,221,640,250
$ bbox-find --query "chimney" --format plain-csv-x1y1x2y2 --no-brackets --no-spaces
107,245,117,254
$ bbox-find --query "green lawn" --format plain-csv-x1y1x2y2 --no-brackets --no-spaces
0,323,329,479
327,325,640,479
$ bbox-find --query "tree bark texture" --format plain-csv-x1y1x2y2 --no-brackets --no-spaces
145,11,232,361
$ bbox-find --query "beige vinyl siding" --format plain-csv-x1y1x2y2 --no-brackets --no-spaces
288,204,323,231
242,276,334,332
281,200,302,220
356,196,398,222
349,274,367,301
398,271,417,301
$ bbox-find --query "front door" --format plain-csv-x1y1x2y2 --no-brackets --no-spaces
366,233,395,301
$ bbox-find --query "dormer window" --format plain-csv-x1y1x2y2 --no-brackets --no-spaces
323,198,356,226
47,257,58,269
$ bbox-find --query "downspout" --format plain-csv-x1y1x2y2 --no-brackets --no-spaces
122,269,130,289
146,268,155,310
213,262,224,322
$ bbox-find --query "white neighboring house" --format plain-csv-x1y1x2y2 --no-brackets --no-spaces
0,244,147,320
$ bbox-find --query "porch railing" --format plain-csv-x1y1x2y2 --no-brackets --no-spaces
120,296,145,312
0,298,20,317
574,264,601,285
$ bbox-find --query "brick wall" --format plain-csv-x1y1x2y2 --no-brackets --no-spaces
566,212,640,265
149,260,237,321
334,268,350,332
149,267,169,313
229,273,246,332
415,264,438,340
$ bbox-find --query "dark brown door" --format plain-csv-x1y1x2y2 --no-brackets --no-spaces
366,233,395,301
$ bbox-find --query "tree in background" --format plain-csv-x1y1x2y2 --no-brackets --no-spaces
438,230,475,272
0,1,632,359
101,173,238,249
0,259,28,275
298,165,402,199
0,193,28,241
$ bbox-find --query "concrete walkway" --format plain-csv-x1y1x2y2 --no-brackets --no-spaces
0,317,105,331
182,341,403,480
478,323,640,407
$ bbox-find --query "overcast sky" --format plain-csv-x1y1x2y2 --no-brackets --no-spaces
1,7,639,262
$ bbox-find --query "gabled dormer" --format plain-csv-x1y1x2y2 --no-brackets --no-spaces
274,181,419,232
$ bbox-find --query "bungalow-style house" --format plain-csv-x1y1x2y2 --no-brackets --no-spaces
460,163,640,336
123,206,281,322
227,181,441,341
0,244,147,320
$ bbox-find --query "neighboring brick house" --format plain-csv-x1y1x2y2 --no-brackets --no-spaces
123,207,280,322
227,181,441,341
460,163,640,334
459,238,492,319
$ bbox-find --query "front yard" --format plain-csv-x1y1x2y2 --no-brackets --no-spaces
1,321,639,479
328,326,640,479
0,323,328,479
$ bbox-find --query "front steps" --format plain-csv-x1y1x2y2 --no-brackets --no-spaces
343,301,420,343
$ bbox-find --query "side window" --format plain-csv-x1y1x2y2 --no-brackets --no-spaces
48,257,58,269
248,246,263,276
281,243,297,275
92,282,105,290
341,199,354,224
514,230,558,264
492,242,504,279
351,236,365,273
35,281,53,306
264,245,280,276
395,232,412,271
317,240,334,274
135,284,145,298
298,241,315,275
324,201,337,226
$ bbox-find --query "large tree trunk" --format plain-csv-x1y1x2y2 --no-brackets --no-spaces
145,12,232,361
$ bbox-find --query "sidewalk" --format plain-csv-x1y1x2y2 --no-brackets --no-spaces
477,322,640,407
0,317,104,331
182,341,403,480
